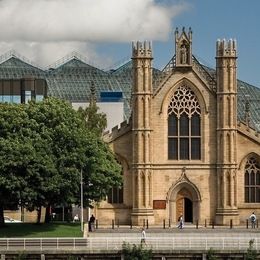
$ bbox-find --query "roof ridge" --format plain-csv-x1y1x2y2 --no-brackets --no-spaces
0,50,44,70
45,51,103,71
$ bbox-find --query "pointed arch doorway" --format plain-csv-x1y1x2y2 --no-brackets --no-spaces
168,179,201,224
176,189,193,222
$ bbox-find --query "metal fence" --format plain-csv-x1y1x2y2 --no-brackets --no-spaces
0,237,259,252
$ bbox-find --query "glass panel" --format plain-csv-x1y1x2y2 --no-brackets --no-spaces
35,79,45,94
3,95,11,103
112,188,118,203
36,95,44,102
250,187,255,203
168,138,178,159
3,81,11,95
180,114,189,136
12,96,21,104
0,95,3,102
245,171,249,185
168,114,178,136
257,173,260,185
180,138,189,160
191,113,200,136
245,187,249,202
119,188,123,203
257,188,260,203
24,79,35,91
25,91,31,104
250,172,255,185
191,138,201,159
13,80,21,95
107,189,112,203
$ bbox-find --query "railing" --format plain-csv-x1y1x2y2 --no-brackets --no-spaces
0,237,259,252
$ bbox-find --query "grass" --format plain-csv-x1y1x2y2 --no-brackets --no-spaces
0,223,83,238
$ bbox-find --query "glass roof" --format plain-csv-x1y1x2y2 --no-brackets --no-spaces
0,53,259,131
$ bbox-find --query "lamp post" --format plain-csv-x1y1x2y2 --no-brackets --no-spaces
80,169,84,232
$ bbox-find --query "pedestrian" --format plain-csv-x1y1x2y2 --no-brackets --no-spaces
73,214,79,222
177,214,184,229
250,212,256,228
141,228,146,245
89,214,96,232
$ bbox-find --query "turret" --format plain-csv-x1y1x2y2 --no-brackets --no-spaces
131,41,154,225
215,38,239,225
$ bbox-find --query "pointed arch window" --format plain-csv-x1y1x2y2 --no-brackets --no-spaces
245,157,260,203
168,85,201,160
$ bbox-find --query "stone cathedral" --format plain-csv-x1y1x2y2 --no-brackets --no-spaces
96,28,260,226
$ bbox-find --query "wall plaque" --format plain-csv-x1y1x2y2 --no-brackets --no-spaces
153,200,166,209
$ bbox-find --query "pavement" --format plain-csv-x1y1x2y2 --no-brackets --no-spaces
87,223,260,238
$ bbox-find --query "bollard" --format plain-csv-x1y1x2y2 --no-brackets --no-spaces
205,219,207,228
163,219,165,229
212,221,215,229
117,219,120,228
112,219,114,229
96,219,98,230
143,219,145,228
246,219,248,229
146,219,149,229
230,219,233,229
168,219,171,228
196,220,198,229
130,220,132,229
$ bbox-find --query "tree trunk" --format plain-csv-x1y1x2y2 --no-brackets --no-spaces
36,207,42,224
0,204,5,227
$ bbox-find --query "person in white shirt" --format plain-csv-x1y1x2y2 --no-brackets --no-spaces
177,214,184,229
141,228,146,245
250,212,257,228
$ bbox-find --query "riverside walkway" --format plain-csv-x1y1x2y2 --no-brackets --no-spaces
86,224,260,252
0,225,260,259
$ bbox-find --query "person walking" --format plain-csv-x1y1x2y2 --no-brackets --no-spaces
177,214,184,229
89,214,96,232
141,228,146,245
250,212,257,229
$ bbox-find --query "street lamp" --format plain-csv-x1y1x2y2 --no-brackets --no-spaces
80,169,84,232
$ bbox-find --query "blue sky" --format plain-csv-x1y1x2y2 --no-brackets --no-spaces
97,0,260,87
0,0,259,87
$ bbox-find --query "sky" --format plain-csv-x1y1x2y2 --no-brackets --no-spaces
0,0,260,87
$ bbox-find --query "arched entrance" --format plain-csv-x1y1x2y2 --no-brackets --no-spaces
168,177,201,224
175,188,193,222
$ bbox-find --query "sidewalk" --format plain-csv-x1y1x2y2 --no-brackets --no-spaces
86,223,260,238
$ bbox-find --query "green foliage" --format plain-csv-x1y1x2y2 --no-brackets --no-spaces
14,252,27,260
122,242,152,260
78,102,107,136
0,98,122,225
207,247,217,260
245,239,257,260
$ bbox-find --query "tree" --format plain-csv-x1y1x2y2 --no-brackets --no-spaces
0,98,121,226
121,242,152,260
78,102,107,136
245,239,257,260
77,87,107,136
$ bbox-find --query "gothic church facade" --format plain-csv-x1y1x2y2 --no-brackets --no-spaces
97,28,260,225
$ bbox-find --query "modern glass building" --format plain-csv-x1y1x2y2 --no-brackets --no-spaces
0,50,259,131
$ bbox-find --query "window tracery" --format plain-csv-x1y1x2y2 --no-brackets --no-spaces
245,157,260,203
168,85,201,160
